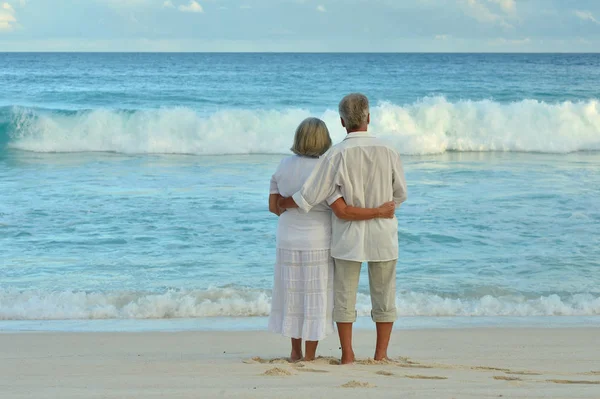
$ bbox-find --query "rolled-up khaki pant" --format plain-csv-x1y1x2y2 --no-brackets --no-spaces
333,258,397,323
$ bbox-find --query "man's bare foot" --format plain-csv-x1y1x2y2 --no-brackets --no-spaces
302,355,316,362
340,350,355,365
374,351,389,362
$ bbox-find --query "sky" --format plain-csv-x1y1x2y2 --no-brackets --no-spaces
0,0,599,52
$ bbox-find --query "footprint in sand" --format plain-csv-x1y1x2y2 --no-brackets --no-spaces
547,379,600,385
397,363,435,369
393,357,436,369
583,371,600,376
404,374,448,380
356,358,396,366
340,380,376,388
262,367,293,376
472,366,512,372
246,356,298,365
493,376,522,381
297,368,329,373
293,357,339,367
269,358,291,365
505,371,541,376
245,356,268,364
376,370,395,376
309,356,339,365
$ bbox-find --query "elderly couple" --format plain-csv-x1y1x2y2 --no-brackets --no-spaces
268,93,407,364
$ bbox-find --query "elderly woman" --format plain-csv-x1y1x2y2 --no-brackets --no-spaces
268,117,394,362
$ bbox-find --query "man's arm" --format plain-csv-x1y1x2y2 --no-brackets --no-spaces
290,157,339,213
330,198,395,221
392,152,408,205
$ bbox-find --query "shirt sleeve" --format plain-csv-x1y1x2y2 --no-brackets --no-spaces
292,156,339,213
326,187,343,205
392,152,408,205
269,173,279,194
269,160,282,194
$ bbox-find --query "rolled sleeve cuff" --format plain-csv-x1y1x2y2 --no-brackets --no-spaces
292,191,312,213
394,194,407,206
326,192,343,205
269,190,279,195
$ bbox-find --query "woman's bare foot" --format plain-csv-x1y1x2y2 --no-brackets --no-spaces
290,350,303,362
290,338,303,362
374,351,389,362
303,341,318,362
340,350,355,365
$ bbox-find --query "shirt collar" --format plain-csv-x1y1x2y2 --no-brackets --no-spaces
343,131,373,140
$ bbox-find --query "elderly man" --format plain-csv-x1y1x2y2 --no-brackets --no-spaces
278,93,407,364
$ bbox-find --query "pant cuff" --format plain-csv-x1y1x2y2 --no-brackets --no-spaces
371,309,397,323
333,310,357,323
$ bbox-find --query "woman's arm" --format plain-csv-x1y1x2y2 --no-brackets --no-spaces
330,198,395,221
278,196,298,210
269,194,284,216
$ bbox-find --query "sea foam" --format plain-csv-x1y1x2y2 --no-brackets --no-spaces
1,288,598,320
2,97,600,155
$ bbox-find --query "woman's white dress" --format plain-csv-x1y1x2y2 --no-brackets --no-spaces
268,155,336,341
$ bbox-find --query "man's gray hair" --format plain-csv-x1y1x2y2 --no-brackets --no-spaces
338,93,370,131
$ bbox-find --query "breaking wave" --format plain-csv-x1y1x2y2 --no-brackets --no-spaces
1,288,599,320
1,97,600,155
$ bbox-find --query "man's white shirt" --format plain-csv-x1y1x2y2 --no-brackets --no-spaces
292,132,407,262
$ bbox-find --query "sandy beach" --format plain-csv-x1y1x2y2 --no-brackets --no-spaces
1,327,599,398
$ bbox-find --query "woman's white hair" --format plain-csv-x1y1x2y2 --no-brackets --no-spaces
338,93,369,131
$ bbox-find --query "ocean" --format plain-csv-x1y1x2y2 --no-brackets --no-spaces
1,53,599,331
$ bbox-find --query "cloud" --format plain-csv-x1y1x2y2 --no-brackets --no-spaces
316,5,326,12
577,37,591,44
573,10,599,25
435,34,449,40
163,0,174,8
461,0,513,28
104,0,150,8
179,0,203,13
488,0,516,14
0,2,16,32
489,37,531,46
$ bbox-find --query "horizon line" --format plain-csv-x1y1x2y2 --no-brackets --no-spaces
1,51,599,54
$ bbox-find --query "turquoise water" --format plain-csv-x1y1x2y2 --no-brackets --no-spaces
1,53,599,326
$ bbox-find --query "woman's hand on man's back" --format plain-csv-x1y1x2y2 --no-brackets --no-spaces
377,201,396,219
